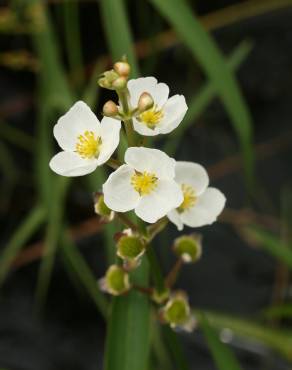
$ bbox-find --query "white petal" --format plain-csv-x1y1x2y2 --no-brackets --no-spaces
103,165,140,212
127,77,169,108
167,209,184,231
132,117,161,137
128,77,157,107
159,95,188,134
97,117,121,165
135,179,183,223
49,151,98,177
175,161,209,196
53,101,100,151
150,82,169,107
125,147,175,179
181,187,226,227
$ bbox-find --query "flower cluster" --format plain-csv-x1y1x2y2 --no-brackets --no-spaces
49,60,226,331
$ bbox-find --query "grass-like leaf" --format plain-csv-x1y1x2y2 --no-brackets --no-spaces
199,312,243,370
149,0,254,187
0,205,46,285
104,260,151,370
60,231,108,318
164,40,253,156
99,0,139,77
243,225,292,270
195,309,292,361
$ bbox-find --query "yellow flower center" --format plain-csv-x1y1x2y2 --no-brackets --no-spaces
75,130,101,159
139,106,164,128
178,184,197,212
131,171,158,196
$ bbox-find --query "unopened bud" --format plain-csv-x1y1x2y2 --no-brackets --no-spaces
112,76,127,90
173,234,202,263
99,265,130,296
94,193,114,221
161,292,196,332
138,92,154,112
103,100,119,117
98,70,119,90
114,61,131,77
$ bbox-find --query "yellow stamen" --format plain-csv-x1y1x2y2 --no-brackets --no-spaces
75,130,101,159
178,184,197,212
131,171,158,196
139,105,164,128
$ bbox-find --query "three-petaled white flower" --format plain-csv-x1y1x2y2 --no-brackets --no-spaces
167,161,226,230
49,101,121,177
103,147,183,223
128,77,188,136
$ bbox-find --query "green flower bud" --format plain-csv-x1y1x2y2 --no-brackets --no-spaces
114,61,131,77
117,233,145,262
137,92,154,113
161,292,196,332
173,234,202,263
103,100,119,117
112,76,127,90
100,265,130,296
94,193,114,221
98,70,119,90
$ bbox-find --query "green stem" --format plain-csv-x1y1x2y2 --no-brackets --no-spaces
146,247,165,293
118,90,136,146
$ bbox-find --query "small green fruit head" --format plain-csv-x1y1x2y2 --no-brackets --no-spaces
160,292,196,332
99,265,130,296
173,234,202,263
117,229,146,270
94,193,114,222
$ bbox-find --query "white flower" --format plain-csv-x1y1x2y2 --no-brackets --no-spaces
167,161,226,230
127,77,188,136
103,147,183,223
49,101,121,177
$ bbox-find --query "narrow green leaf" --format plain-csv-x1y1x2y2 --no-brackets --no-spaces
60,231,108,318
98,0,139,77
104,259,151,370
35,177,70,306
0,119,35,152
162,326,190,370
164,40,253,156
0,205,46,284
149,0,254,186
243,225,292,270
199,312,243,370
262,304,292,320
195,310,292,361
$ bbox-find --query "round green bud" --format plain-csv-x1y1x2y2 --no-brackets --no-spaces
163,293,190,326
117,235,145,261
104,265,130,296
137,92,154,113
173,235,202,263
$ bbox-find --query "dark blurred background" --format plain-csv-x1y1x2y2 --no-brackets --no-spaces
0,1,292,369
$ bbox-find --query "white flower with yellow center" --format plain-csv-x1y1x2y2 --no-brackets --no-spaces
167,162,226,230
103,147,184,223
49,101,121,176
128,77,188,136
